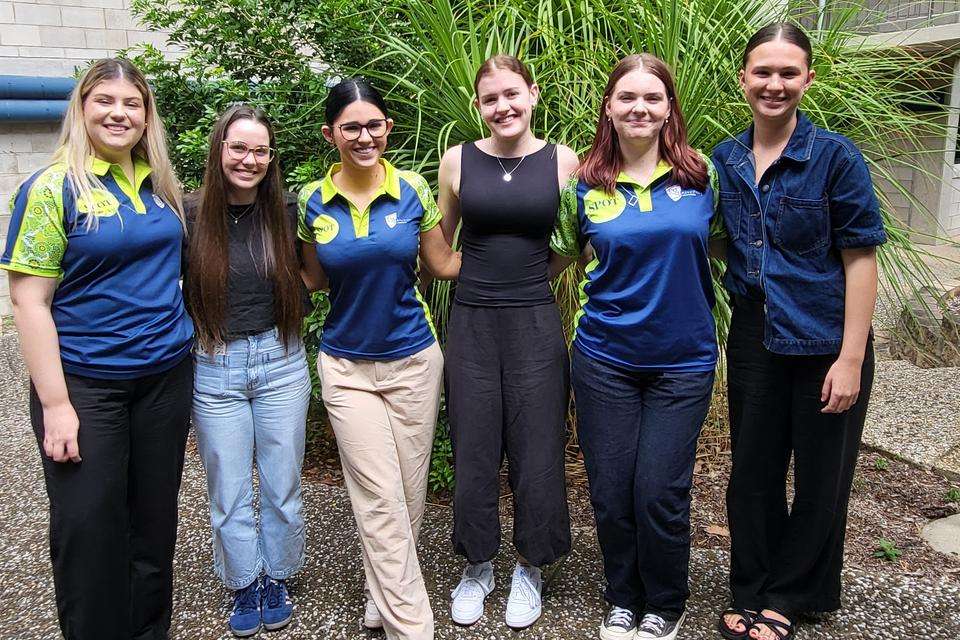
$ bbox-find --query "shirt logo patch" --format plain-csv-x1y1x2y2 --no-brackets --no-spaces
666,185,682,202
583,188,626,224
385,212,397,228
152,194,166,209
312,214,340,244
75,189,120,217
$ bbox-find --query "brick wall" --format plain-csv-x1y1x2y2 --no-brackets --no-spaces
0,0,172,314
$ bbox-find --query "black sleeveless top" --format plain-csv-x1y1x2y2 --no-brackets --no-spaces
456,141,560,306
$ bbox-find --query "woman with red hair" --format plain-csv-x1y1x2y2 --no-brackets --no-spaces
551,53,718,640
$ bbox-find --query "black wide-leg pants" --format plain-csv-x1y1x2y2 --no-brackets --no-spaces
726,298,874,617
445,302,571,567
30,356,193,640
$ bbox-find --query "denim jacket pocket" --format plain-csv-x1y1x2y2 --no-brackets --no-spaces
774,195,829,255
719,191,742,241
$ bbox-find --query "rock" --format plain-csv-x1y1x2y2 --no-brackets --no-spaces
889,286,959,368
921,514,960,556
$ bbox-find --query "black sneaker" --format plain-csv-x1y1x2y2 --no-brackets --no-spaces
636,611,686,640
599,605,637,640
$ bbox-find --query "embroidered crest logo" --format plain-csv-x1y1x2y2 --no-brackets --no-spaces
385,212,398,228
666,185,682,202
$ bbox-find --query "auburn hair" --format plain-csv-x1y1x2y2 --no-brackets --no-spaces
579,54,707,194
186,104,303,351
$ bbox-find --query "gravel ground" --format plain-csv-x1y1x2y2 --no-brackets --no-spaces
2,332,960,639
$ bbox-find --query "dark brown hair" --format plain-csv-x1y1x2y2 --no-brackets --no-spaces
579,53,707,194
186,104,302,351
742,22,813,69
473,55,534,95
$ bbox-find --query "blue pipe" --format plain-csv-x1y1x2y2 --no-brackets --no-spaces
0,75,75,100
0,76,75,122
0,99,69,122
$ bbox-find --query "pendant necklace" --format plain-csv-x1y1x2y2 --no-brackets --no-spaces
229,203,255,225
495,153,527,182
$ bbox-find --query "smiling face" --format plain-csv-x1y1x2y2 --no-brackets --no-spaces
322,100,393,171
82,77,147,162
220,118,271,203
475,68,539,142
604,68,671,147
740,39,814,123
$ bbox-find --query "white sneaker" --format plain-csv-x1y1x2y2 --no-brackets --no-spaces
362,597,382,629
504,563,542,629
599,605,638,640
636,611,686,640
450,561,494,625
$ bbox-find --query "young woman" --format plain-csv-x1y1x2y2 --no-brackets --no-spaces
298,78,460,640
436,54,578,630
0,58,193,639
551,54,718,640
713,23,885,640
185,105,310,637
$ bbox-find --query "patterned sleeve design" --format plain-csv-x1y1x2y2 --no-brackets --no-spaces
401,170,442,232
549,177,582,258
0,165,68,277
297,180,322,243
700,151,724,238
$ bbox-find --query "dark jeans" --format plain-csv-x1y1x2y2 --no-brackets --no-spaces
726,298,874,617
30,356,193,640
571,345,714,620
445,302,571,567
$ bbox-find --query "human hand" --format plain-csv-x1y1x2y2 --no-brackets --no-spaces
820,357,861,414
42,402,81,463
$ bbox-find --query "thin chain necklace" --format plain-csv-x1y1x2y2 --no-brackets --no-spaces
495,154,527,183
228,203,255,225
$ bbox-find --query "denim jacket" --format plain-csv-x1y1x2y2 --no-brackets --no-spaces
712,112,887,355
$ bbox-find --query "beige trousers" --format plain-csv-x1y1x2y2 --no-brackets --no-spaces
319,341,443,640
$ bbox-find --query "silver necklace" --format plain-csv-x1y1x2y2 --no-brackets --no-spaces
495,154,527,182
229,203,255,225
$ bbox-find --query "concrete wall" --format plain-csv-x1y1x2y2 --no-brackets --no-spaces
0,0,173,314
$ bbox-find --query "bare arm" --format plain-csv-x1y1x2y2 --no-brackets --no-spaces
9,272,80,463
299,240,329,292
556,143,579,186
548,252,575,279
419,226,461,280
438,145,462,245
821,246,878,413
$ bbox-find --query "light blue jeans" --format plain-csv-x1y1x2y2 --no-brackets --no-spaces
192,328,311,589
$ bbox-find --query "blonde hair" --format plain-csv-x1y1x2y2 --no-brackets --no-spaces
51,58,183,228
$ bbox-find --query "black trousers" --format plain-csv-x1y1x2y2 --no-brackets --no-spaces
30,356,193,640
445,302,571,567
726,298,874,617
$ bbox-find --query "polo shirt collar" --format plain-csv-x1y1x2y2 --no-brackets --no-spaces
89,155,152,179
320,158,402,205
615,159,672,189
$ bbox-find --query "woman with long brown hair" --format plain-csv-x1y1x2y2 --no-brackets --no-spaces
185,104,310,637
551,54,718,640
1,58,192,639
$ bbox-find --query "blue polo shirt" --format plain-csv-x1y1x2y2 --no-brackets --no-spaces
551,160,718,372
1,157,194,378
297,159,441,360
712,112,887,355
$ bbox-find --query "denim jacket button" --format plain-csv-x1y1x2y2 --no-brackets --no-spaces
761,184,770,193
753,240,763,247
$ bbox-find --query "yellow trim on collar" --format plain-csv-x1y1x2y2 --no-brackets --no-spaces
319,159,402,238
88,156,153,213
616,160,672,213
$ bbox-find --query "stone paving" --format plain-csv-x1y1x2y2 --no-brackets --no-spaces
1,333,959,639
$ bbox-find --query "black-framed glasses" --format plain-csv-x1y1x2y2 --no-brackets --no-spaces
338,119,388,141
222,140,275,164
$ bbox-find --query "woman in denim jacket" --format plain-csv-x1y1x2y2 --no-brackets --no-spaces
185,105,311,637
712,23,887,640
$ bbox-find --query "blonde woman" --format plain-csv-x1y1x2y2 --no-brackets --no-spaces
0,58,193,639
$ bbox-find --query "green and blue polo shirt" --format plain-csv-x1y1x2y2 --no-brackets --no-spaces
551,159,718,372
1,157,194,378
297,159,441,360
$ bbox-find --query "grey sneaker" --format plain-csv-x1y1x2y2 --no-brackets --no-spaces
636,611,686,640
599,605,637,640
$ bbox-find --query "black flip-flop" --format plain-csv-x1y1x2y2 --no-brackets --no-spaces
718,608,757,640
748,613,795,640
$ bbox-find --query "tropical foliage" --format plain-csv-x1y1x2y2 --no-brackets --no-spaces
129,0,954,491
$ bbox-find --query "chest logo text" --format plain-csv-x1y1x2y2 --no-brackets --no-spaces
583,188,626,224
312,214,340,244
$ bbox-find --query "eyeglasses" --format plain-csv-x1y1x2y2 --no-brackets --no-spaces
222,140,275,164
337,119,388,141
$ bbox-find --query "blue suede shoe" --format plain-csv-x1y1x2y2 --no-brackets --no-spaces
262,577,294,631
229,579,262,637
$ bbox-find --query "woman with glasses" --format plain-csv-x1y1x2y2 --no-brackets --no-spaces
298,78,460,640
185,104,311,637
